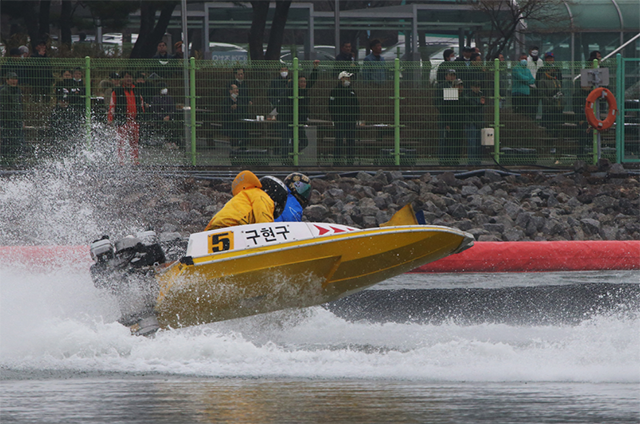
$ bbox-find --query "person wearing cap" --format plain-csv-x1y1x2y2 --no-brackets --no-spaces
172,41,183,59
436,49,457,84
453,46,474,82
204,170,277,231
329,70,361,166
18,45,30,58
527,46,544,79
277,60,320,164
0,72,25,164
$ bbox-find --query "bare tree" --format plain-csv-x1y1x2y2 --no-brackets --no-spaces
130,1,178,58
474,0,572,59
248,0,292,61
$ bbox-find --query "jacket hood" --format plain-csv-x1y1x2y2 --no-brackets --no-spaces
232,170,262,196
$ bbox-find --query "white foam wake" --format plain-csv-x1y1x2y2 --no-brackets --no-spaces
1,266,637,383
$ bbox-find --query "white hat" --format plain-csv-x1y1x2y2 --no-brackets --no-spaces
338,71,353,80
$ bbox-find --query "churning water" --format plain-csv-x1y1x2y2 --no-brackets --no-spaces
1,147,638,423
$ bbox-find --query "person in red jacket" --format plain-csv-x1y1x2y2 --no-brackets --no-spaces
108,70,144,164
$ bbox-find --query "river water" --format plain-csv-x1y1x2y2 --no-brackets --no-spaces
1,265,638,424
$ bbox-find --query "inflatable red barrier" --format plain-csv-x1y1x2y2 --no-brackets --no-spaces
412,240,640,273
0,245,91,270
0,241,638,273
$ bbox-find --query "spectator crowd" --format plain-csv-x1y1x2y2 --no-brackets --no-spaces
0,37,610,166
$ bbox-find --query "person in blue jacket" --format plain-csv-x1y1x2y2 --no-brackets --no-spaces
274,172,312,222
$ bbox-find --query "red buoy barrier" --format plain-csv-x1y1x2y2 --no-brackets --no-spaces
0,245,91,271
0,241,638,273
411,240,640,273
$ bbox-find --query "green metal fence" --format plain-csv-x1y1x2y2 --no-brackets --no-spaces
0,56,637,167
616,56,640,163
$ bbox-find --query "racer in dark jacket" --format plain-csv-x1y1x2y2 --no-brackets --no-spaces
274,173,312,222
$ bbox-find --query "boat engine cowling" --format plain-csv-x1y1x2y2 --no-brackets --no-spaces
89,231,167,333
90,232,166,293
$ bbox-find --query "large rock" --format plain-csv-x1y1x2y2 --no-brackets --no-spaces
305,204,330,222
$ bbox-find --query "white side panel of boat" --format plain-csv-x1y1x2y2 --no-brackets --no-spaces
187,222,362,259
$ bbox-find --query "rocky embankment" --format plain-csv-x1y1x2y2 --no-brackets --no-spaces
156,161,639,242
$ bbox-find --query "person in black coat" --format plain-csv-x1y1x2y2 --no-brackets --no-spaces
462,79,486,166
221,83,249,148
329,71,361,166
434,70,465,166
229,67,253,107
50,69,81,151
277,60,320,162
0,72,25,164
268,65,291,111
28,40,54,100
0,49,27,87
452,46,474,84
149,83,180,147
436,49,456,84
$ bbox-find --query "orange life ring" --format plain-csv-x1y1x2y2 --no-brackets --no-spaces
584,87,617,130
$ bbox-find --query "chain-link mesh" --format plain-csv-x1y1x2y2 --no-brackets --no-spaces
90,58,188,165
498,59,619,166
619,58,640,162
0,57,633,168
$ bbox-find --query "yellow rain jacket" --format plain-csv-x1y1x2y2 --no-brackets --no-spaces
205,171,275,231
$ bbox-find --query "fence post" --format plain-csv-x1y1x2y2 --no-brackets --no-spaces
190,57,197,166
592,59,599,165
393,58,400,166
493,58,501,164
84,56,91,146
293,57,299,166
615,53,623,164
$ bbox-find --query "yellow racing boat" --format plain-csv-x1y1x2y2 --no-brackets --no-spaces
89,207,474,335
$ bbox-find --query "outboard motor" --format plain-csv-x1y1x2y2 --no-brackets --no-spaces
89,231,167,336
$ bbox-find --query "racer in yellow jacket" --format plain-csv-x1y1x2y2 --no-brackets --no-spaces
204,170,286,231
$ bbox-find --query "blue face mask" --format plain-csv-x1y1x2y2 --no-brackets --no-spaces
520,60,528,66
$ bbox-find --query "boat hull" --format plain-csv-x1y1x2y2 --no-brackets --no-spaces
154,223,473,329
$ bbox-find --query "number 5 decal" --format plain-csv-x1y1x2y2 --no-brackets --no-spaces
209,231,234,253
